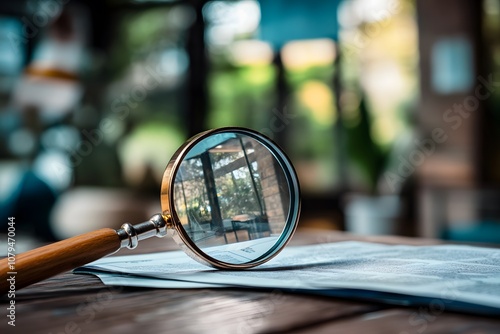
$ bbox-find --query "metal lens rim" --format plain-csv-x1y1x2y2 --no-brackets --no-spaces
161,127,301,269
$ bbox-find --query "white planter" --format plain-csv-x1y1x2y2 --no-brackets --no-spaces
345,195,401,235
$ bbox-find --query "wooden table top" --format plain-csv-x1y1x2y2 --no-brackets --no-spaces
1,229,499,334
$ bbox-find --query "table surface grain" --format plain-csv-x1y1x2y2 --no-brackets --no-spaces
1,229,500,334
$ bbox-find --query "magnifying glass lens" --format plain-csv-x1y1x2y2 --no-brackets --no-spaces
162,128,300,268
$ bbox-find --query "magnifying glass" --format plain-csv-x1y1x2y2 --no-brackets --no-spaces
0,127,300,293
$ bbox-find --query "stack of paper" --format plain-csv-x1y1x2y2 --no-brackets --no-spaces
75,241,500,316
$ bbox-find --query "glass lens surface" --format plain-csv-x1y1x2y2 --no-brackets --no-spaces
172,131,297,265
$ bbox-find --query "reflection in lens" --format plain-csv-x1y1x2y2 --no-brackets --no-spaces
173,132,293,264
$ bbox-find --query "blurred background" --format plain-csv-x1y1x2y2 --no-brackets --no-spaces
0,0,500,245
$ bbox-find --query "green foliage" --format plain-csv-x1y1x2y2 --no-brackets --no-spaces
208,65,275,129
178,153,263,224
344,97,388,193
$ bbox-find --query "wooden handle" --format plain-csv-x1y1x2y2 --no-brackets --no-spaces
0,228,121,294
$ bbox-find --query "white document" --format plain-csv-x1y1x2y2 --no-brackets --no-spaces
87,272,220,289
75,241,500,314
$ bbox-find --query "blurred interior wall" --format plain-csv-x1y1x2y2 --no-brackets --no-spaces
416,0,487,238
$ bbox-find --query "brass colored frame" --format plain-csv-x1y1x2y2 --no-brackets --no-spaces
160,127,301,269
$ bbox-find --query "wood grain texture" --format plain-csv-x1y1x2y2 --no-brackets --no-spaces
290,309,500,334
0,230,499,334
3,271,382,334
0,228,120,294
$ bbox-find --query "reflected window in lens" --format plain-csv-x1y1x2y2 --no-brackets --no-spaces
173,132,292,263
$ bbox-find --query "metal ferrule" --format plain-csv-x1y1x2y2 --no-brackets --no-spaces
117,213,170,249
